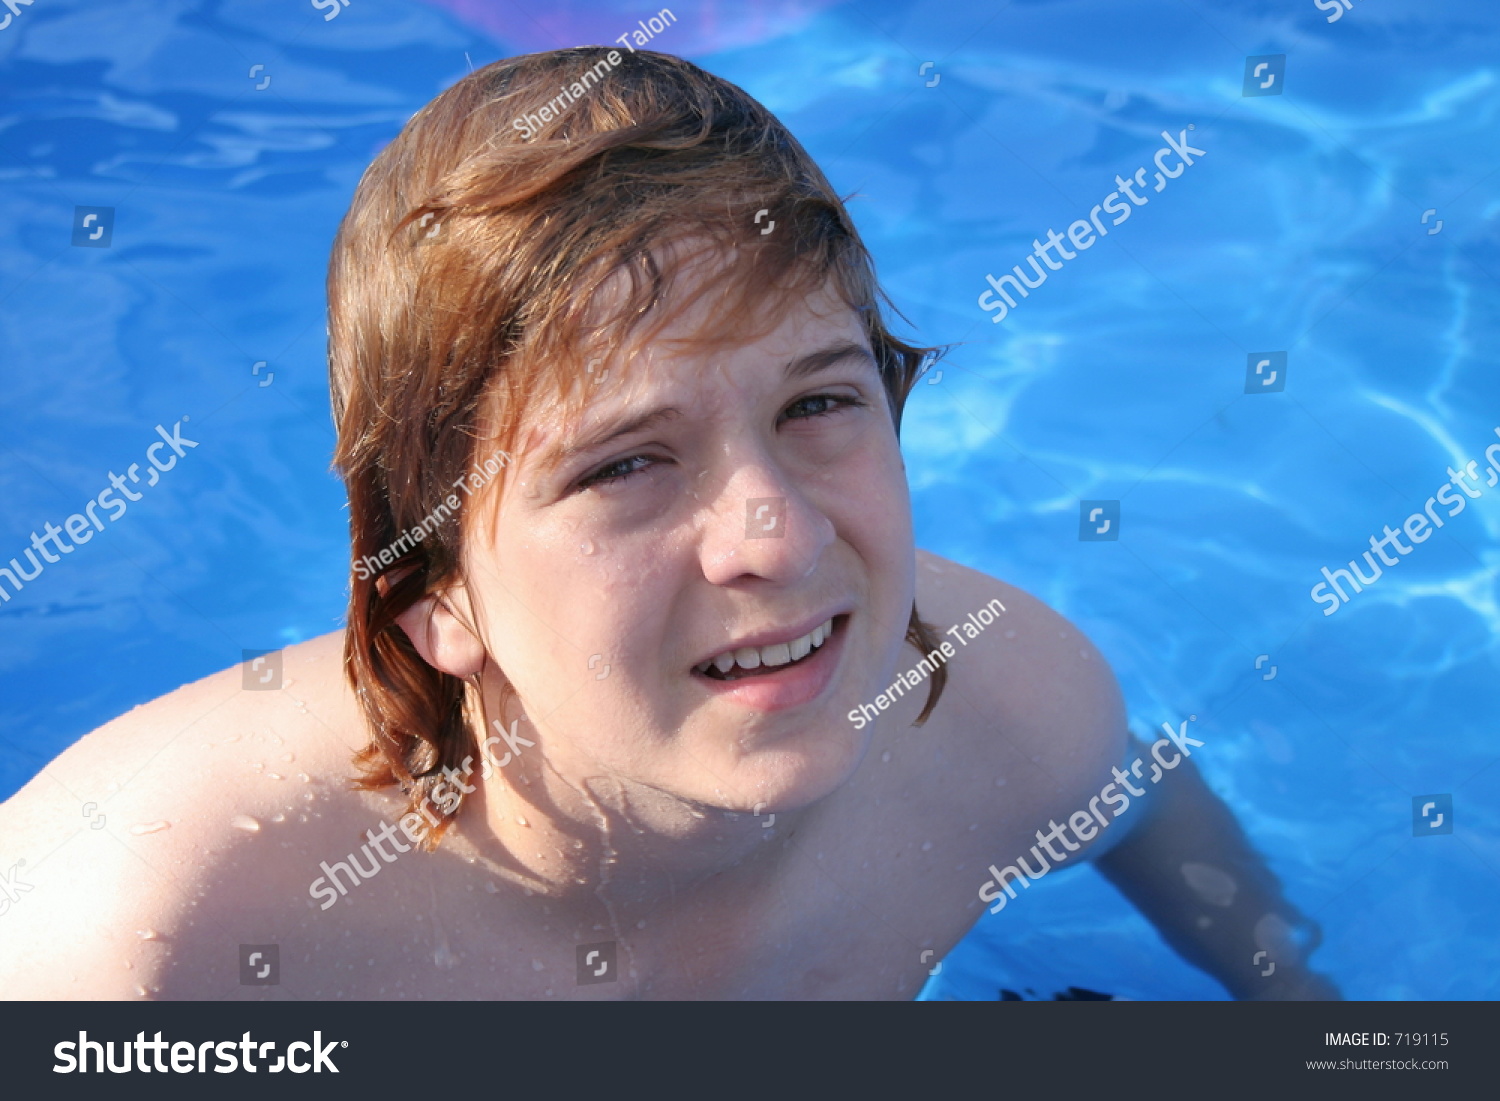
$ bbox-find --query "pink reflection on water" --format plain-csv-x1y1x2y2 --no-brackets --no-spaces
414,0,837,55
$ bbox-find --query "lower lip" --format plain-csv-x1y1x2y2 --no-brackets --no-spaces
692,617,847,712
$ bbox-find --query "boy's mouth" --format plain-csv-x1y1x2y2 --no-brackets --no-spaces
692,616,842,681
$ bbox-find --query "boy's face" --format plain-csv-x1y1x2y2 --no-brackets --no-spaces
463,268,916,816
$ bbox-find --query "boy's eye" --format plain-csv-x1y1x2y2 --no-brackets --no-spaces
782,393,863,422
577,453,658,489
574,393,863,491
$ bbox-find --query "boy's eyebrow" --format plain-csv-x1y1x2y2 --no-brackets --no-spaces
545,340,879,471
784,340,879,381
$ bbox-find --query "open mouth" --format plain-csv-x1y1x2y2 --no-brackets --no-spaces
693,615,843,681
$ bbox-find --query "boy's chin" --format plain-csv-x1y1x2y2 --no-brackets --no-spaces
691,728,871,816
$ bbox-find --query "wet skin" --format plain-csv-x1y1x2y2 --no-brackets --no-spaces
0,277,1334,1000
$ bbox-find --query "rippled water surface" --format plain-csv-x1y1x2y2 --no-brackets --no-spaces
0,0,1496,999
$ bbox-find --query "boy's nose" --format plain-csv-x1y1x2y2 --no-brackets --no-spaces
696,460,834,586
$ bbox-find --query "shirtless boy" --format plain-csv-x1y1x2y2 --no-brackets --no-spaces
0,48,1336,1001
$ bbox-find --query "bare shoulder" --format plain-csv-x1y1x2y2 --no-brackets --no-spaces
0,632,373,998
909,549,1128,820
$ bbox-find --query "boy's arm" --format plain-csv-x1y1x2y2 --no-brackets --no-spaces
1086,738,1340,1000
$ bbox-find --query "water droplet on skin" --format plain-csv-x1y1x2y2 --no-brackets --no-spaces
130,821,171,836
252,763,264,771
881,751,892,763
636,919,647,930
281,752,295,762
134,985,149,998
136,929,160,940
579,540,595,555
484,881,500,894
298,773,311,783
266,772,284,781
271,813,285,824
516,815,530,827
123,960,132,970
531,960,545,971
434,944,457,969
920,841,933,852
230,815,261,832
1180,862,1238,907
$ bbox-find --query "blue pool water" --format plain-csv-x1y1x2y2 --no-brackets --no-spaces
1,0,1496,1000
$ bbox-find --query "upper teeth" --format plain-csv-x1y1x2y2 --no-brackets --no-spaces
696,618,834,676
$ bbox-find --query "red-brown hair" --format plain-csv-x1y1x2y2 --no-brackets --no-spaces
327,47,948,845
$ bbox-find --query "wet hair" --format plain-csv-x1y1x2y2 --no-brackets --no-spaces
328,47,949,844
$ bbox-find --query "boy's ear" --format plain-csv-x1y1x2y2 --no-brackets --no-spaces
392,583,487,678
